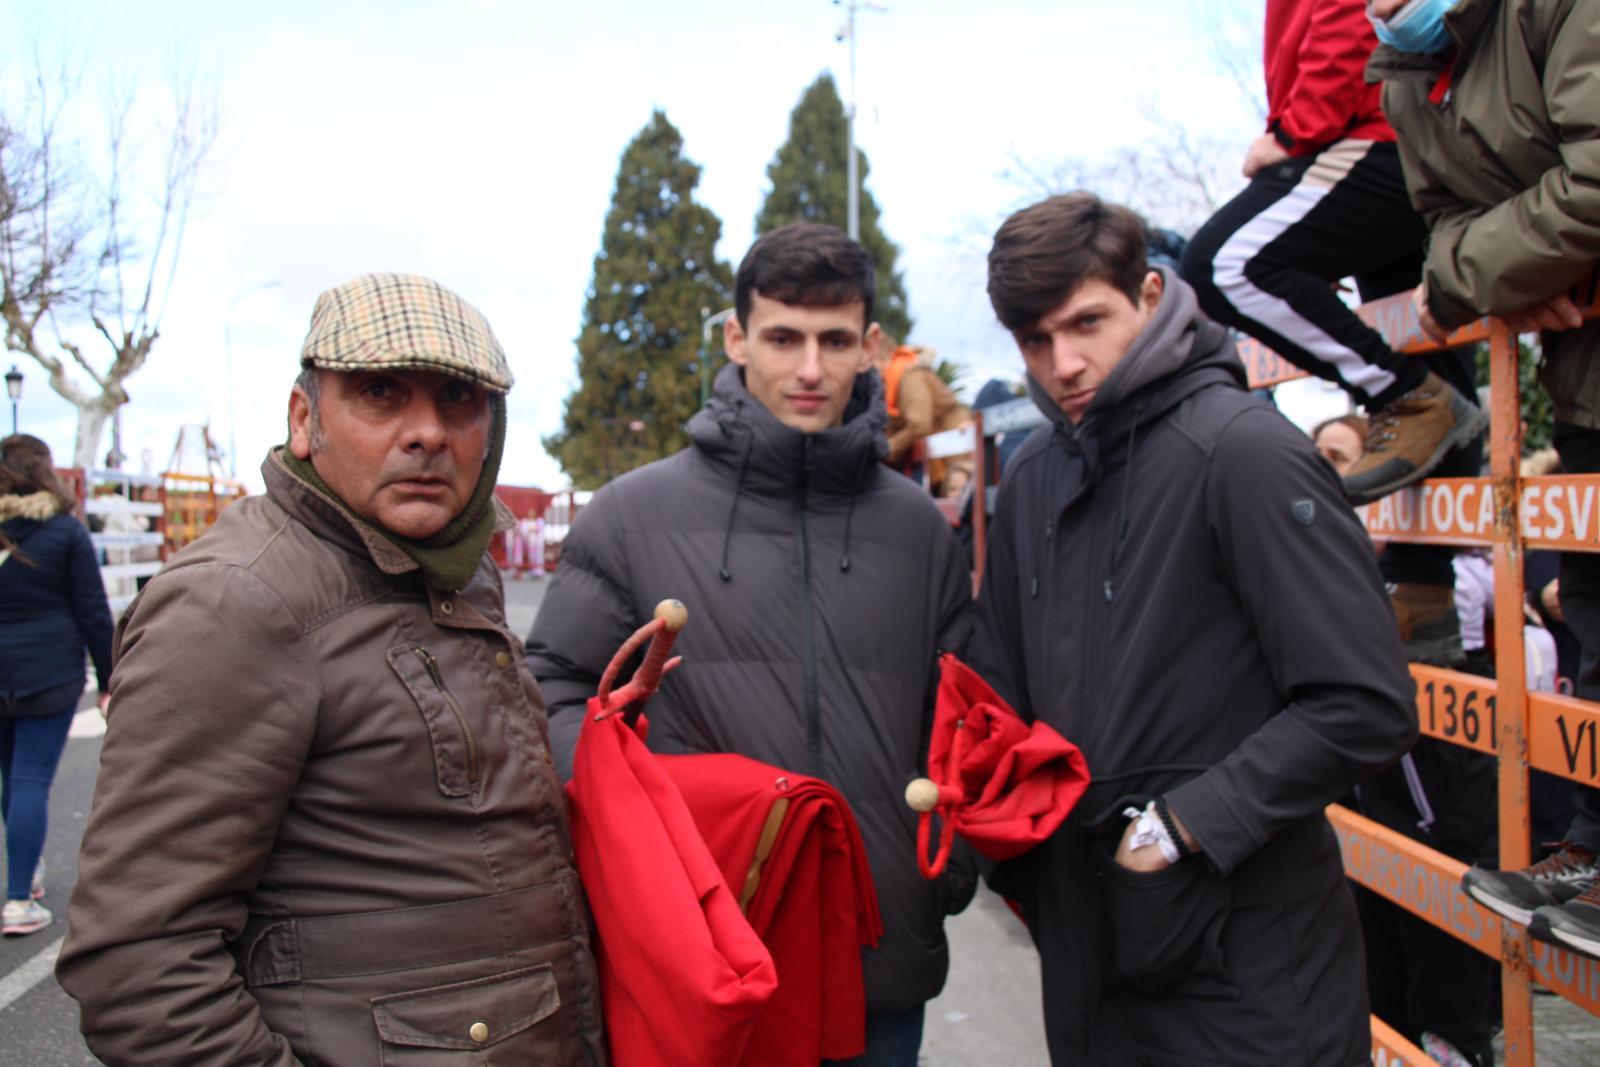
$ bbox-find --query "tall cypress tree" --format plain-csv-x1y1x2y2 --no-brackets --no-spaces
545,111,733,488
755,72,912,341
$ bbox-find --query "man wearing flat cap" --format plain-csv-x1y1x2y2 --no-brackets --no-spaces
58,273,606,1066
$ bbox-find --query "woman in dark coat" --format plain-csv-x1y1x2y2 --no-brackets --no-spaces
0,435,112,935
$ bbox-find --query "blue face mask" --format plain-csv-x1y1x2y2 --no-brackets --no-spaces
1369,0,1456,54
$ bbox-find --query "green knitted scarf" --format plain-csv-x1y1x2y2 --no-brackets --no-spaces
282,395,506,592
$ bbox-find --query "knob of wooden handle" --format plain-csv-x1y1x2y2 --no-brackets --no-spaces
905,777,941,813
654,599,689,633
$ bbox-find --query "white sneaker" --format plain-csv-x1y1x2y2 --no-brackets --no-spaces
30,859,44,900
1422,1032,1480,1067
2,898,52,936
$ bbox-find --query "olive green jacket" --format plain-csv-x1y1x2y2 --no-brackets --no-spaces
1371,0,1600,425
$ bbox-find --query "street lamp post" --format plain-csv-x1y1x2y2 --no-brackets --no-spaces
834,0,887,241
700,306,735,407
4,365,22,435
224,280,283,479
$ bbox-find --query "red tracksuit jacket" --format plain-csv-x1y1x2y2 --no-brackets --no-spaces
1264,0,1396,154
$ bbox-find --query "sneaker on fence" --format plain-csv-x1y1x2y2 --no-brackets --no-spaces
30,859,44,901
1389,583,1465,666
1,899,52,936
1462,843,1597,925
1343,371,1487,506
1529,875,1600,959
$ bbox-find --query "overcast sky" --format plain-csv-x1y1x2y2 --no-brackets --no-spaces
6,0,1345,489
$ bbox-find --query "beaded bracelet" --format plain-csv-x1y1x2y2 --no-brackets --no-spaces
1154,797,1195,862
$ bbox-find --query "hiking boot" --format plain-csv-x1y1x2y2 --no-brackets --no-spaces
1343,372,1487,506
1462,843,1597,925
1,899,52,936
1530,874,1600,959
1389,583,1465,666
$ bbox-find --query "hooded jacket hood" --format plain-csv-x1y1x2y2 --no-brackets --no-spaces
1026,267,1242,440
0,490,66,524
688,361,887,497
687,361,889,580
1021,269,1243,525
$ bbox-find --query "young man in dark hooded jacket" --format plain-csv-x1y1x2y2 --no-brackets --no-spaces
972,193,1418,1067
526,222,973,1065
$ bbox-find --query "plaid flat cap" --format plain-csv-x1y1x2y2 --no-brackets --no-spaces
300,272,513,392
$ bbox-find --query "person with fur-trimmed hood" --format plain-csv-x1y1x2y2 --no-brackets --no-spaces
973,193,1417,1066
0,434,113,937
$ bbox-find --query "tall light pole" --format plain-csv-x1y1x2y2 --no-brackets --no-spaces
4,365,21,435
835,0,887,241
700,306,735,407
224,280,283,478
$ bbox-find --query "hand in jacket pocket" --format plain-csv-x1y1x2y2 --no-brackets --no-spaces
1092,847,1236,998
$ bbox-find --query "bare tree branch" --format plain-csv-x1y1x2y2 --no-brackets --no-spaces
1,45,215,469
1199,1,1268,123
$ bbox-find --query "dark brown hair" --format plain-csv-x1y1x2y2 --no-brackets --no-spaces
987,192,1150,331
0,434,78,562
734,222,875,329
0,434,77,512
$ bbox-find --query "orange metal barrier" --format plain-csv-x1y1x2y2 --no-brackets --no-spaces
1372,1017,1439,1067
1244,287,1600,1065
159,471,247,559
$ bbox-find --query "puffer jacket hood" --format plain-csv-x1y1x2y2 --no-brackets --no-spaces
687,362,887,580
689,361,886,495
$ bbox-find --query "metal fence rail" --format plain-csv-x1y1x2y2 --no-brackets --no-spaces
1242,286,1600,1066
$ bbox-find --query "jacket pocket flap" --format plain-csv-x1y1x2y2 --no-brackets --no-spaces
386,643,472,798
372,964,561,1050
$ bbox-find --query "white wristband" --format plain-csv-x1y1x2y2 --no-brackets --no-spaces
1122,804,1181,864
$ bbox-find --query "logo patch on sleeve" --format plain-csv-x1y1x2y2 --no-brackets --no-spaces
1291,499,1316,526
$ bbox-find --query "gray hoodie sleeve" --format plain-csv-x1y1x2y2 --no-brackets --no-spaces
1165,408,1418,875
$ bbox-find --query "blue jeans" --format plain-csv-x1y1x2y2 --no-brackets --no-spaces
1,702,77,900
822,1006,926,1067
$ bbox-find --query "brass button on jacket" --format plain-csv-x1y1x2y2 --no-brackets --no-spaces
494,651,512,669
469,1021,489,1043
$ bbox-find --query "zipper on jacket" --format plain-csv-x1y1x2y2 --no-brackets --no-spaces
798,436,822,777
414,647,479,785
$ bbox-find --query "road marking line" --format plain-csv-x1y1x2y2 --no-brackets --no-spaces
69,710,106,739
0,935,64,1012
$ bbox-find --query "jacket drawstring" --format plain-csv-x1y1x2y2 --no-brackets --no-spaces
840,449,874,573
1032,425,1069,599
1103,405,1143,603
718,433,755,582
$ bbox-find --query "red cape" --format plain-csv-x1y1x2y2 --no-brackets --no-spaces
919,654,1090,874
666,754,883,1066
567,701,777,1067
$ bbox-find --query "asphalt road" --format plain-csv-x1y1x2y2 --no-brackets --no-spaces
0,574,1050,1066
0,695,103,1066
